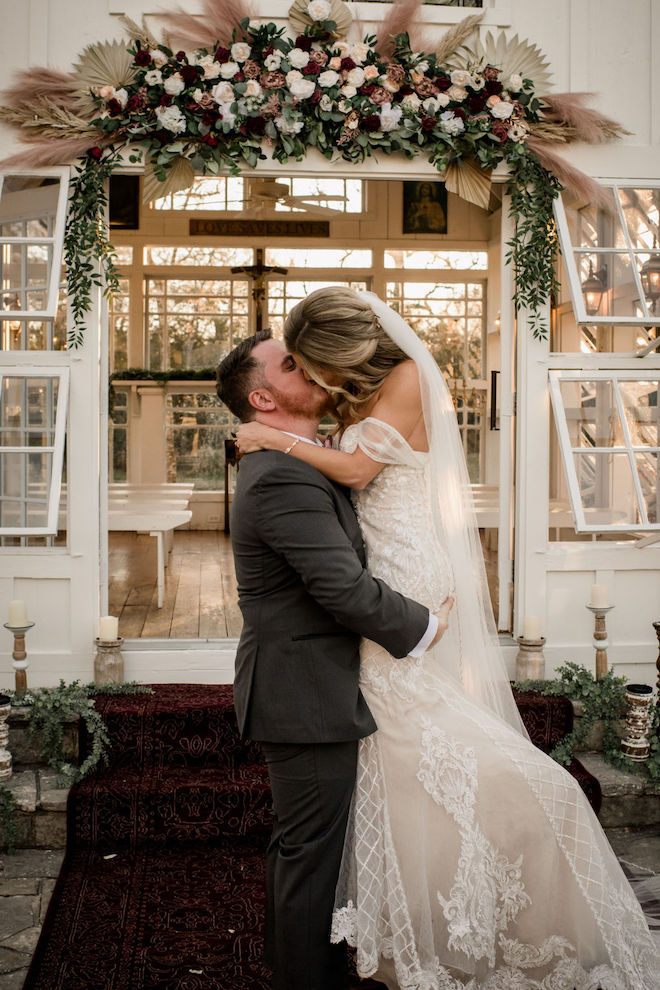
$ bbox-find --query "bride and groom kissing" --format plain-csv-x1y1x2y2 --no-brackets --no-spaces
216,287,658,990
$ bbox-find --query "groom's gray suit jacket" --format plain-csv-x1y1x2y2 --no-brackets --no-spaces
230,449,430,743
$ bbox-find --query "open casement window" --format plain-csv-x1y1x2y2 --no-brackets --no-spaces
554,185,660,326
0,170,69,349
549,370,660,532
0,369,69,537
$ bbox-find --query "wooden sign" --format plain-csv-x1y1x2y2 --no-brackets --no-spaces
189,219,330,237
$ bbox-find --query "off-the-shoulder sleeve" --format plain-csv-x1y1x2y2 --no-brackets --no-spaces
340,417,426,468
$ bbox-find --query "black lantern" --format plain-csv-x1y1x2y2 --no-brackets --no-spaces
640,238,660,314
581,260,607,317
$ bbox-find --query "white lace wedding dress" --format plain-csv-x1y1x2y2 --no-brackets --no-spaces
331,417,659,990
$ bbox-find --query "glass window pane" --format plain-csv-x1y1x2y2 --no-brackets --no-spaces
384,250,488,270
574,251,643,319
150,177,244,211
572,451,640,525
265,248,371,268
565,192,625,249
619,381,660,446
144,246,253,266
618,188,660,250
558,379,624,447
636,451,658,524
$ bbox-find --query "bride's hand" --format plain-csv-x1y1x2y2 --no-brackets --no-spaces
430,596,454,647
235,421,287,454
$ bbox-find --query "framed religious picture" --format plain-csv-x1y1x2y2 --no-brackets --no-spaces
402,180,448,235
109,174,140,229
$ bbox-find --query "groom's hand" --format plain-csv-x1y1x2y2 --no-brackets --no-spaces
430,596,454,646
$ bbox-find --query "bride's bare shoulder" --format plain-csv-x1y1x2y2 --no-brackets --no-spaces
381,360,421,402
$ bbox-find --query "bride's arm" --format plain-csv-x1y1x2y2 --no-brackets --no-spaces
236,360,422,490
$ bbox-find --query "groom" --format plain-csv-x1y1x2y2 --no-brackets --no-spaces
216,331,439,990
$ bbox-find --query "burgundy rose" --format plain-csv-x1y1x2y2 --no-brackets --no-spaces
414,78,437,99
303,61,322,76
361,113,381,132
468,95,486,113
340,57,356,72
87,146,103,160
421,116,437,131
262,70,286,90
369,86,391,106
386,64,405,83
245,116,266,135
151,129,171,145
243,60,261,79
202,110,218,125
309,50,328,67
434,74,451,91
264,45,274,56
295,35,313,52
134,49,152,67
359,83,375,96
491,121,509,142
453,107,466,121
159,94,173,106
483,66,499,82
175,50,186,61
485,80,503,96
215,46,230,63
234,72,245,82
399,84,413,96
201,133,219,147
180,64,200,85
107,98,123,116
126,94,143,112
310,88,322,105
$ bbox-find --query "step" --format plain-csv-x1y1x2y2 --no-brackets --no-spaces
579,753,660,828
68,764,273,851
2,770,70,849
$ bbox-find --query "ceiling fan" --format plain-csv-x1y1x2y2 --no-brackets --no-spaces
243,178,348,217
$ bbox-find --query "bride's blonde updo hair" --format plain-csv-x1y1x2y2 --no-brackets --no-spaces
283,286,408,424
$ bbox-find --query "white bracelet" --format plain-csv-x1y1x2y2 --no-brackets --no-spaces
284,437,300,455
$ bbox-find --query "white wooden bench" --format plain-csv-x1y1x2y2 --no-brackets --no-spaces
470,484,500,528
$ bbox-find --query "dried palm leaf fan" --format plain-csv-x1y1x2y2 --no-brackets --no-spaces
143,157,196,205
72,40,137,116
446,31,553,91
289,0,353,40
444,158,492,212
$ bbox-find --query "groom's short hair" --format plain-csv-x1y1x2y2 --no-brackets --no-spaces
216,329,272,422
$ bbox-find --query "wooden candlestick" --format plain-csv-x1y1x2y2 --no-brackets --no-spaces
586,605,613,679
3,621,35,698
652,621,660,695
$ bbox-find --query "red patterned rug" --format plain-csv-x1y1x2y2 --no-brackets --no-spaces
24,684,600,989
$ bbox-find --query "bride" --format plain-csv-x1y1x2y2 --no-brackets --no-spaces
235,287,659,990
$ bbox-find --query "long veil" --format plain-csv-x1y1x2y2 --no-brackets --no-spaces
358,291,528,738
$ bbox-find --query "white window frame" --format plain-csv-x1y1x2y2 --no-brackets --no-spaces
549,368,660,532
0,167,69,320
554,181,660,327
0,367,69,536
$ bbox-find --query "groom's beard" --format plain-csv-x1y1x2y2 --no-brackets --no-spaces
268,383,331,421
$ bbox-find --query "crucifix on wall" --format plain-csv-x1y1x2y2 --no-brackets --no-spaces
231,248,288,333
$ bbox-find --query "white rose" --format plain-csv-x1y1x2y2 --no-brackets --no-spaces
450,69,473,88
318,69,340,88
114,88,128,108
434,92,450,108
319,93,333,111
382,77,400,93
422,96,442,114
212,81,234,104
335,42,351,58
379,103,402,132
490,99,514,119
218,104,236,128
447,85,468,102
196,54,221,79
346,67,365,87
275,115,304,135
340,84,357,98
245,79,262,98
286,69,303,86
350,43,370,64
192,87,205,103
288,48,310,69
220,61,239,79
155,104,187,133
231,42,251,63
164,73,185,95
416,61,429,74
289,76,316,99
264,53,282,70
471,75,485,91
150,50,168,68
440,110,465,136
307,0,331,20
507,73,523,92
144,69,163,86
401,93,421,112
337,98,350,112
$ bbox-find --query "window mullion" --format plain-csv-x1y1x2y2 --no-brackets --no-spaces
612,374,648,524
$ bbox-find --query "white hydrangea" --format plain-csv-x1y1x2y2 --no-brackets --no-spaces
220,62,239,80
144,69,163,86
231,42,251,63
212,81,234,104
288,48,311,70
155,104,187,133
379,103,403,132
490,100,514,119
350,42,370,64
401,92,421,112
450,69,473,88
275,115,304,134
195,54,221,79
346,67,365,87
150,50,168,68
264,53,282,71
307,0,331,21
218,103,236,128
164,73,185,96
318,69,340,88
440,110,465,136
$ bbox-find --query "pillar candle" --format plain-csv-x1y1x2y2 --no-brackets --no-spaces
98,616,119,641
8,600,28,627
522,616,542,640
589,585,609,608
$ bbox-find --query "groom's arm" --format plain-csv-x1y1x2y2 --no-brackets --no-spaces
253,456,430,659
